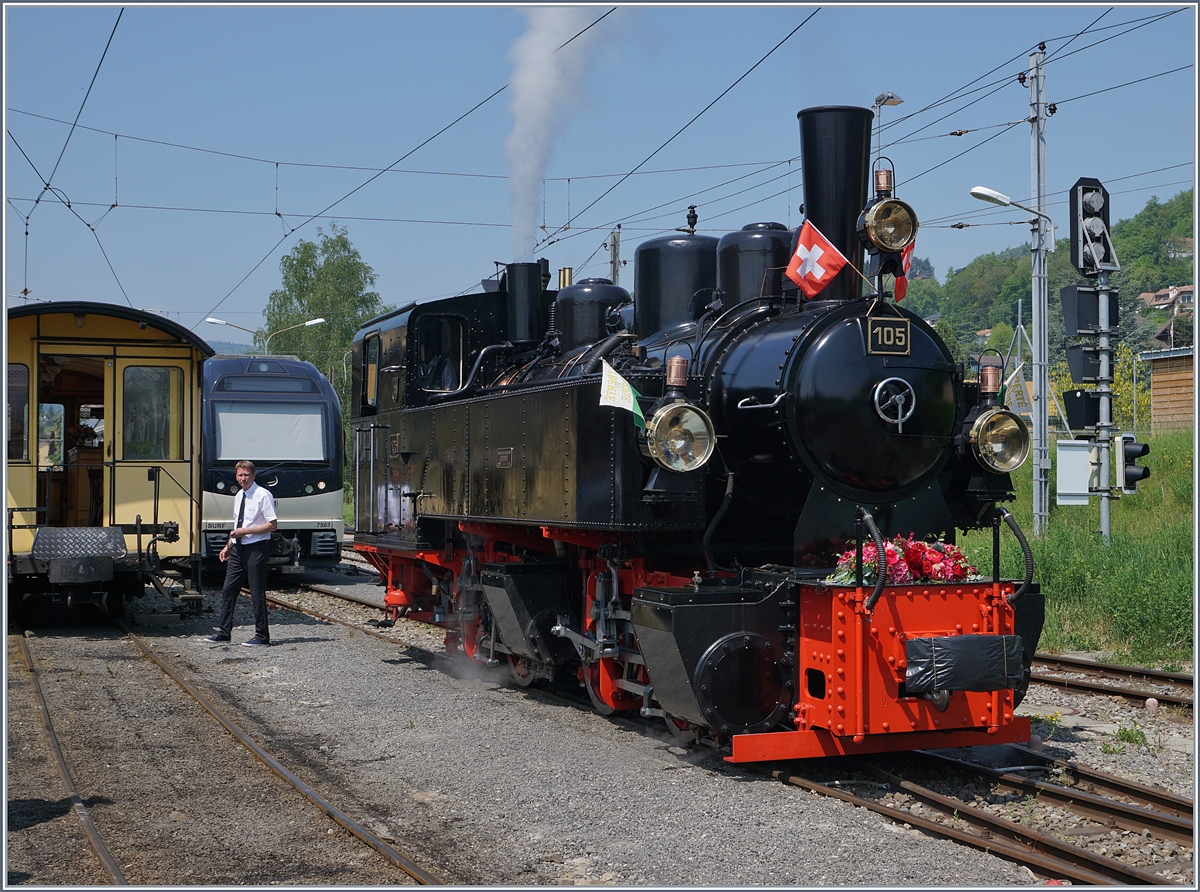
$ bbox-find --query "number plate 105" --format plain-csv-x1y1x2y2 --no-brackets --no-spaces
867,318,911,355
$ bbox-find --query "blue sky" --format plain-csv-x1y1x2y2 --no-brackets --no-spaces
4,4,1196,340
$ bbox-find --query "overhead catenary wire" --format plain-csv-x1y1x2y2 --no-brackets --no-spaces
8,107,794,186
7,129,134,307
877,8,1180,152
7,8,1189,316
534,9,820,252
27,8,123,222
8,9,131,306
193,7,618,329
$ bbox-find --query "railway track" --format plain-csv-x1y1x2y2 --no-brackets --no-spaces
12,635,127,885
1032,653,1193,709
9,624,442,886
758,748,1191,885
276,572,1194,885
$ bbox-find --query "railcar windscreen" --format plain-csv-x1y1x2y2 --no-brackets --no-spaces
213,400,326,461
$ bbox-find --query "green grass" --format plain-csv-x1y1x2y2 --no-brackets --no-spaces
960,429,1193,666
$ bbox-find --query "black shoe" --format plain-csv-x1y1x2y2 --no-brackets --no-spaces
203,633,231,643
241,637,270,647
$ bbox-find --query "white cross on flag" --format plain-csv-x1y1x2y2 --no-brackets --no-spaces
785,220,848,298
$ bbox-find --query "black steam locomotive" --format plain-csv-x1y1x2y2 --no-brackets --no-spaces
351,106,1043,760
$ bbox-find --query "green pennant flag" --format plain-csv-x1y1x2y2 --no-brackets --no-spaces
599,360,645,430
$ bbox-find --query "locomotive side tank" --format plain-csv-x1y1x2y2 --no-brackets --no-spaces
351,104,1043,760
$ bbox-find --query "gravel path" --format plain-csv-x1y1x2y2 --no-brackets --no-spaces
6,619,422,886
6,563,1193,886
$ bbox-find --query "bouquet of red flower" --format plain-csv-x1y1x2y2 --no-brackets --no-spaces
827,532,977,586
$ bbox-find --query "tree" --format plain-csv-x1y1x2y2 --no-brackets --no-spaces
262,223,392,419
908,255,935,279
935,319,967,365
899,275,943,320
985,321,1015,355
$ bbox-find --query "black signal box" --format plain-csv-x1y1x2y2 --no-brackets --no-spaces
1061,285,1119,335
1062,389,1101,431
1066,344,1101,384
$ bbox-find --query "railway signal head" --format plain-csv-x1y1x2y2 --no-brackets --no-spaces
1117,432,1150,494
1069,177,1119,276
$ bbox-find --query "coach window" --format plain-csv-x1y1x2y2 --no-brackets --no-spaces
364,334,381,409
122,366,183,460
7,363,29,461
416,316,465,392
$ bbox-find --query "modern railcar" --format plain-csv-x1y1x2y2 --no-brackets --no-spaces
349,105,1045,761
199,355,344,572
6,301,212,617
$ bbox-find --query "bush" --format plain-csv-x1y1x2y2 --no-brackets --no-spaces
960,429,1193,664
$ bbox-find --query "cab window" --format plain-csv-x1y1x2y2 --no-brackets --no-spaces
7,363,29,461
123,366,183,460
415,317,465,393
363,334,380,408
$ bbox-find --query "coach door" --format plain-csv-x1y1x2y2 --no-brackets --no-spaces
112,359,195,558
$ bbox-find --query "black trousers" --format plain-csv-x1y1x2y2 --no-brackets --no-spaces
217,540,270,642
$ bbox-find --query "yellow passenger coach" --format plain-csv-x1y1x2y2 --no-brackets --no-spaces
6,301,213,617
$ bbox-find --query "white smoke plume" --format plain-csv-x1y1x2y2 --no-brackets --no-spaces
505,7,603,261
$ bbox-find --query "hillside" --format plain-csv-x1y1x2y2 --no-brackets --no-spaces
901,189,1194,362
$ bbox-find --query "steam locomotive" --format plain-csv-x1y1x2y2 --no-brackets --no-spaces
350,106,1044,761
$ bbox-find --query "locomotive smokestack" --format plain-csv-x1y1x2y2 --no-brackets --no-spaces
504,262,544,344
796,106,873,302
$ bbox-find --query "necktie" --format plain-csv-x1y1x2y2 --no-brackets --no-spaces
236,492,246,544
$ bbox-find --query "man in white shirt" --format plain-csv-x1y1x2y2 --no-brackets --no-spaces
204,460,278,646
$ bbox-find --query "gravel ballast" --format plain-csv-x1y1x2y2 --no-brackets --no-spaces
7,564,1194,886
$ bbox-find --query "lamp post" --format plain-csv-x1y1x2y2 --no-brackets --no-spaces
204,317,258,338
263,318,325,354
871,91,903,164
205,317,325,354
970,185,1054,536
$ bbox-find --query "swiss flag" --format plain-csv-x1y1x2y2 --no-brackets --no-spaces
786,220,848,299
894,241,916,301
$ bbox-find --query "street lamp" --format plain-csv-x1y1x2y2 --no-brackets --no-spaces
204,317,258,338
205,316,325,354
970,185,1054,536
871,91,903,164
263,318,325,354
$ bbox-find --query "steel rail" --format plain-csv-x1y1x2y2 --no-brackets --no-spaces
1034,653,1193,687
1030,669,1193,708
753,763,1119,885
914,750,1194,845
15,634,129,885
851,759,1183,885
116,621,444,885
1005,744,1194,818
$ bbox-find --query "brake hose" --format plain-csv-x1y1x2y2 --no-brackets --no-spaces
857,508,887,612
997,506,1035,602
702,472,735,572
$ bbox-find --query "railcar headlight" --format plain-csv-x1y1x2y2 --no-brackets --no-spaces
858,198,919,253
645,402,715,472
317,480,327,490
969,408,1030,472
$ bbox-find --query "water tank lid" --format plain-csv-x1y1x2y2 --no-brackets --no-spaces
741,222,789,231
